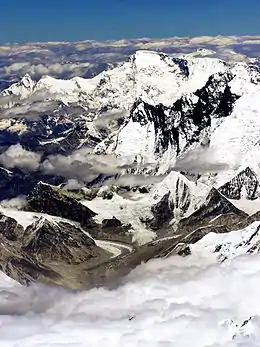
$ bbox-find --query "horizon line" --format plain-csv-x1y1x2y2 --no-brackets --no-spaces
1,34,260,46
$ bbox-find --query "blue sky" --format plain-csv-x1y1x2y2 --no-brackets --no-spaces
0,0,259,43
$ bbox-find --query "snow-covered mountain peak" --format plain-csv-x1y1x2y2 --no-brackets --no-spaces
34,75,80,103
131,50,182,73
1,50,260,188
2,73,36,99
2,50,257,113
132,50,166,65
20,74,34,89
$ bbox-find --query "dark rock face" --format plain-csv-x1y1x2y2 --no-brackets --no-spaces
100,217,132,243
130,71,240,156
0,214,110,288
235,211,260,230
0,166,64,200
172,57,190,78
26,182,96,227
131,97,208,155
22,218,98,265
194,71,240,118
139,186,149,194
102,217,122,228
178,187,248,233
26,182,133,242
173,177,191,215
149,192,174,230
143,175,192,233
0,213,24,241
218,167,260,200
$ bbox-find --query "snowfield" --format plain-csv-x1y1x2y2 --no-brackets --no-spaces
1,224,260,346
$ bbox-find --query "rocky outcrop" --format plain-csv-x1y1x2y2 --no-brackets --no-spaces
0,213,110,288
26,182,133,242
0,213,24,241
22,218,102,265
0,211,201,290
26,182,96,227
99,217,133,243
194,71,240,118
235,211,260,230
177,188,248,233
149,192,174,230
129,71,240,158
0,167,63,200
218,167,260,200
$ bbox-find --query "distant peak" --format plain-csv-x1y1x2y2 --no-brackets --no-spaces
133,50,166,61
20,74,35,89
129,50,176,71
135,50,161,56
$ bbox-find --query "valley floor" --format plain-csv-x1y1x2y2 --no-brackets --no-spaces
0,226,259,347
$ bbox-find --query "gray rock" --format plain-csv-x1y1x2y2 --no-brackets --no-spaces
100,217,132,243
26,182,96,227
235,211,260,230
178,187,247,233
218,167,260,200
102,217,122,228
0,214,110,288
149,192,174,230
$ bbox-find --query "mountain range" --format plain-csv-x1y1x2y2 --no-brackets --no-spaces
0,49,260,289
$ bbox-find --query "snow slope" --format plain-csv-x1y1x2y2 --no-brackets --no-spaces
0,51,227,110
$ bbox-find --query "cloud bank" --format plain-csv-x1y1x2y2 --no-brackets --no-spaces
174,146,232,174
0,144,42,172
0,227,259,345
1,35,260,88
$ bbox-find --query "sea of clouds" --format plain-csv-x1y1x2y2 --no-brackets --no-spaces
0,237,259,347
1,35,260,90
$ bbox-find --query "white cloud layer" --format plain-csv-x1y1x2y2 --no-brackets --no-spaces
0,144,42,172
3,62,91,79
106,174,166,186
174,146,234,174
0,228,260,346
0,195,27,209
41,149,135,182
1,35,260,84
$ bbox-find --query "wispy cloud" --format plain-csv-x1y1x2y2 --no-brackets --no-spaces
93,109,127,127
0,195,27,208
0,99,60,120
0,94,19,107
106,174,166,187
0,144,42,172
3,62,92,80
173,146,231,174
40,148,135,183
